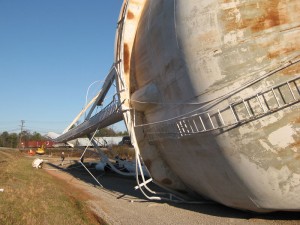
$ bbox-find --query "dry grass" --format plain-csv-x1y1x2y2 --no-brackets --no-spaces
0,149,106,225
19,145,135,161
106,145,135,160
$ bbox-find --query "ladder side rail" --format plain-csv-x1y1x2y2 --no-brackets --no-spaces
287,82,297,101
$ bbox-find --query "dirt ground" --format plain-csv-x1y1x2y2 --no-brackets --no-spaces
43,158,300,225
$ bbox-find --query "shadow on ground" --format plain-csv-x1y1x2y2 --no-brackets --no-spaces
45,161,300,222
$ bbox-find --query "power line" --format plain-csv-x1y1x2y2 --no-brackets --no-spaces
19,120,25,148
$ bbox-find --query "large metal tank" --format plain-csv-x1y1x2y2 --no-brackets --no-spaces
115,0,300,212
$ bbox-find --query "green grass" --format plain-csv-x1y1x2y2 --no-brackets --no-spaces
0,149,105,225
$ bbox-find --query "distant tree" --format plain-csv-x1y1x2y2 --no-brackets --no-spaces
96,127,116,136
31,132,45,141
8,133,18,148
0,132,9,147
0,131,18,148
95,127,128,137
120,130,129,136
19,130,31,143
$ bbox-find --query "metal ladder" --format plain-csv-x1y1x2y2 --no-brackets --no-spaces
145,76,300,142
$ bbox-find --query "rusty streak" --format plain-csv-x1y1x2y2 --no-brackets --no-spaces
222,0,291,33
127,10,135,20
281,62,300,76
123,43,130,74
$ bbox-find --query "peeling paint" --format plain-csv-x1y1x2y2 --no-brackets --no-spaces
259,139,277,154
268,124,297,149
267,166,300,195
223,30,244,45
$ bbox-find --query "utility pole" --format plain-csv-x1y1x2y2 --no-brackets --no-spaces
19,120,25,149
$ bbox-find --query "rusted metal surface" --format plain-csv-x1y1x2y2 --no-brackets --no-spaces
115,0,300,212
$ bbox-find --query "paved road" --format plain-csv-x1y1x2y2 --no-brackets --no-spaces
45,162,300,225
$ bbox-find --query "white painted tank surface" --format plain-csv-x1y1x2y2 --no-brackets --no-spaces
115,0,300,212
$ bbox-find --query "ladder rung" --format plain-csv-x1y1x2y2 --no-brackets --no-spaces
199,115,206,131
176,122,184,135
243,99,252,117
183,120,190,133
192,119,200,132
256,94,267,113
207,113,215,129
230,104,239,123
181,121,188,134
271,88,281,107
293,80,300,95
287,82,297,100
187,120,195,133
179,121,185,134
218,109,226,126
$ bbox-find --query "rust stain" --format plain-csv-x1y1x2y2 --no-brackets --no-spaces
161,178,173,185
123,43,130,74
221,7,242,32
290,140,300,148
267,46,296,59
127,10,135,20
256,25,300,60
281,62,300,76
222,0,290,33
197,30,219,47
250,0,285,32
294,117,300,124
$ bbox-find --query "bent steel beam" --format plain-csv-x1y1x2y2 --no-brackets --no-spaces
55,66,123,143
55,99,123,143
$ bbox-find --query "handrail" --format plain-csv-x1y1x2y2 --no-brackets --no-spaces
139,75,300,142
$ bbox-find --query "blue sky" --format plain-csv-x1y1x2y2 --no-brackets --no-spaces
0,0,125,134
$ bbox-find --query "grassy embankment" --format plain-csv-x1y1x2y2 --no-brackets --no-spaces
0,148,106,225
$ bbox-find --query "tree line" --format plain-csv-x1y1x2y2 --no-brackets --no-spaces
96,127,128,137
0,127,128,148
0,131,46,148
